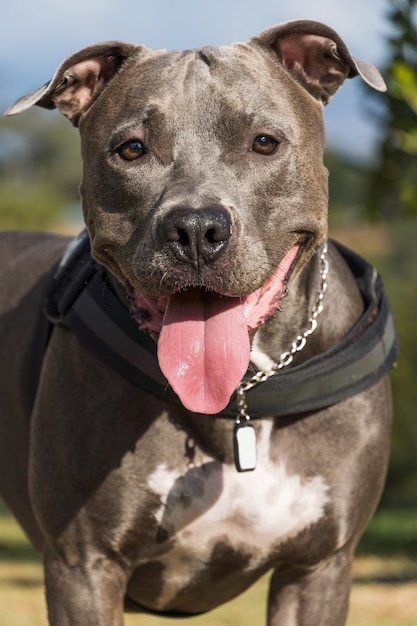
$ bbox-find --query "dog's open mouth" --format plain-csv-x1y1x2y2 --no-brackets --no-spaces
128,244,300,414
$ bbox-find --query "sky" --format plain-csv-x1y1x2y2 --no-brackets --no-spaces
0,0,391,160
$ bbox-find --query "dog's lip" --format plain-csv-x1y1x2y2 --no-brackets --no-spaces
128,242,301,413
127,242,302,334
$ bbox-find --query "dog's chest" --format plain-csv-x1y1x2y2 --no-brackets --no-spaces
140,422,329,607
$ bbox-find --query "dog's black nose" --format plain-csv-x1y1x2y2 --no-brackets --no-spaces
160,207,232,266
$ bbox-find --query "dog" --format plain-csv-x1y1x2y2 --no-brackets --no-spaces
0,20,397,625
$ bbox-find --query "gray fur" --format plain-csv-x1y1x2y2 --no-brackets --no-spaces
1,20,391,625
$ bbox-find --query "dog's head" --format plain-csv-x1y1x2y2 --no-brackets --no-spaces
6,20,385,414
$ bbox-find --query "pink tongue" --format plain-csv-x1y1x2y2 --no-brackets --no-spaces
157,289,250,414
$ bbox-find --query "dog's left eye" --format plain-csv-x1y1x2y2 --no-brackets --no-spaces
117,140,146,161
252,135,278,155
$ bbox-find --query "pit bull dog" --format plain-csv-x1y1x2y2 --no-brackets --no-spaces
1,20,397,626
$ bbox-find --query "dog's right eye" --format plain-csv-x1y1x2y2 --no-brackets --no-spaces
252,135,279,155
117,140,146,161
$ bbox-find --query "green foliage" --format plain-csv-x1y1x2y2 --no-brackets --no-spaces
357,220,417,509
0,108,81,230
365,0,417,217
0,181,63,230
359,507,417,556
335,0,417,508
325,150,369,223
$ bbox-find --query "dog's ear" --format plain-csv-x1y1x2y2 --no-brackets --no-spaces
5,42,143,126
251,20,386,104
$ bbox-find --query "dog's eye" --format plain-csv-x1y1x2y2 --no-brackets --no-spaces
252,135,278,155
117,140,146,161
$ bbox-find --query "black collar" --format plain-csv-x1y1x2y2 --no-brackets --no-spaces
45,231,398,417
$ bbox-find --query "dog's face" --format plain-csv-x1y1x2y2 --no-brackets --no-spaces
6,20,385,414
76,41,332,414
79,43,328,300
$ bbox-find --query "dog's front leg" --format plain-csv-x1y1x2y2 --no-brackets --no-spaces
267,550,353,626
43,547,127,626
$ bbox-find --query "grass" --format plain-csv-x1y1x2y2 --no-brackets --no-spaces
1,502,416,626
358,508,417,557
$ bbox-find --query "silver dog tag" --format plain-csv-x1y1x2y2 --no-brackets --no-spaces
233,422,257,472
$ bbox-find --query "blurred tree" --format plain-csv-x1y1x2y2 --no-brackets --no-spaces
365,0,417,217
325,150,369,227
369,223,417,507
0,108,81,230
362,0,417,507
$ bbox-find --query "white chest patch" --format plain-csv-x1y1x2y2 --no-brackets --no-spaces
147,422,329,566
143,421,330,608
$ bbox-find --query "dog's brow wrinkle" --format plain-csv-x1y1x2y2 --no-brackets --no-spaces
198,50,211,67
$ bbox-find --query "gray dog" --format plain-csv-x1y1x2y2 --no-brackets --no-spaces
1,20,397,626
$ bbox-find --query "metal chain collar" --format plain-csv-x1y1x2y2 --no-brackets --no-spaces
236,242,329,423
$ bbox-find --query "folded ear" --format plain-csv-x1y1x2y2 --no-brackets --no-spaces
251,20,386,104
4,41,144,126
